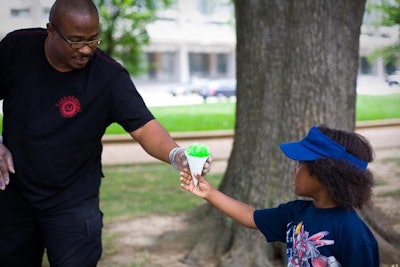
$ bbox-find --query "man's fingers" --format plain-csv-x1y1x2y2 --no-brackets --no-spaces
0,164,10,190
0,169,9,190
0,152,14,190
6,154,15,173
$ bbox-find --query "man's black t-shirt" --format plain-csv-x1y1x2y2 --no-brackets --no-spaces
0,28,154,211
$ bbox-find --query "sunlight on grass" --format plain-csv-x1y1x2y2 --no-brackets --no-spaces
151,102,236,132
356,94,400,121
103,94,399,134
104,102,236,134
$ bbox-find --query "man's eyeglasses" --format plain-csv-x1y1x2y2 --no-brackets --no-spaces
51,24,101,49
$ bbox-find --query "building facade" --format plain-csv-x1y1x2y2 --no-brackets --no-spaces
0,0,396,85
141,0,236,83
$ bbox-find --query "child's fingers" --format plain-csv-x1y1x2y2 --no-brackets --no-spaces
179,176,188,184
179,172,189,179
179,176,188,185
180,172,191,177
179,174,193,186
194,172,204,180
180,182,187,190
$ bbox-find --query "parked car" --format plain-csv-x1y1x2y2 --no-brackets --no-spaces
198,79,236,100
386,71,400,86
169,78,209,96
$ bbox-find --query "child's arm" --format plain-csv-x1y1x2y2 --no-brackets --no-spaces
180,171,257,229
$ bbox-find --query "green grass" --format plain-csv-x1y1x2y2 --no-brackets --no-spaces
0,94,398,134
41,162,220,267
151,102,236,132
25,93,399,265
378,188,400,198
104,102,236,134
100,163,223,224
98,163,223,265
356,94,400,121
105,94,400,134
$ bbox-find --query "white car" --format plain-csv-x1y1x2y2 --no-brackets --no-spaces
386,71,400,86
169,79,209,96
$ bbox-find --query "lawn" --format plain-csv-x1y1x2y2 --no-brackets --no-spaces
356,94,400,121
100,163,223,224
105,94,400,134
32,92,400,266
0,94,398,134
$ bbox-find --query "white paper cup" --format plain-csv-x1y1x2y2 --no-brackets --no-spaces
185,151,208,186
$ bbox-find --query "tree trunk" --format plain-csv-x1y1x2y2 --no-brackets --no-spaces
182,1,366,266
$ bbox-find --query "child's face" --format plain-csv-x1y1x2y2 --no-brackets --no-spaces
292,162,323,198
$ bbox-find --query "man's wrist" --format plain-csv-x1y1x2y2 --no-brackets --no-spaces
169,147,183,169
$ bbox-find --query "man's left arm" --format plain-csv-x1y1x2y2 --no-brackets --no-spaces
130,119,212,174
130,119,179,164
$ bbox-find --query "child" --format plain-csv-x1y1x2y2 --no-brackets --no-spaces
180,124,379,266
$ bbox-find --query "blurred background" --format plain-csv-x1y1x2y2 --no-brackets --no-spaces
0,0,398,100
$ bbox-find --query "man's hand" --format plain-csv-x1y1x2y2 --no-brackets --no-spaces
170,147,212,175
0,144,15,190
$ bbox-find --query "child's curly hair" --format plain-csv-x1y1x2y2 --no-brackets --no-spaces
303,124,375,209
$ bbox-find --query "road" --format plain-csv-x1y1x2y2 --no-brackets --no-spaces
134,75,400,108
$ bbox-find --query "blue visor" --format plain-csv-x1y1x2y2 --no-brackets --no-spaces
279,126,367,170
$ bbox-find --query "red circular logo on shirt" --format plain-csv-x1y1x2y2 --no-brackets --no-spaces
55,95,82,118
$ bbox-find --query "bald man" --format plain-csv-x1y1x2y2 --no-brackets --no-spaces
0,0,211,266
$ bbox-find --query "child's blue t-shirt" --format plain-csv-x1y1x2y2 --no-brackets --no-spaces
254,200,379,266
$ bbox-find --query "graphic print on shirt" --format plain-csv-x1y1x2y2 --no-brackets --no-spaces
55,95,82,118
286,222,341,267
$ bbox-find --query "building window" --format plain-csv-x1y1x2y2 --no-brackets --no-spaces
145,52,177,81
146,53,157,79
360,57,372,74
189,53,209,78
11,8,30,17
217,53,228,75
161,52,176,79
384,57,397,74
198,0,211,15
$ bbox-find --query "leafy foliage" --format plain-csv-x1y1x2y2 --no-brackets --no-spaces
366,0,400,67
368,0,400,26
94,0,174,75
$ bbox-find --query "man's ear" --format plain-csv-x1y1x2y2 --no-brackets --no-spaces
47,23,55,34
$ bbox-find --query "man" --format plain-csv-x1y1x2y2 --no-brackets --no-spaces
0,0,210,266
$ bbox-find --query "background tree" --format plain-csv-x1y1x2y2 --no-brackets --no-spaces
176,1,369,266
94,0,173,75
367,0,400,72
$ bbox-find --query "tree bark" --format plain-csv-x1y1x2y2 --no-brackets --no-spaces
182,1,366,266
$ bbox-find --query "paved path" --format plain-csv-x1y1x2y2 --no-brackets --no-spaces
102,134,234,165
101,125,400,172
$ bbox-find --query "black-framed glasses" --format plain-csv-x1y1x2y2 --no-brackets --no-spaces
51,24,101,49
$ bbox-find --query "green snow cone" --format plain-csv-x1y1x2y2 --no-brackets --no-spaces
185,143,210,186
186,143,210,157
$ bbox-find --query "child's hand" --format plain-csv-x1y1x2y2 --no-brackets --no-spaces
180,169,211,199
